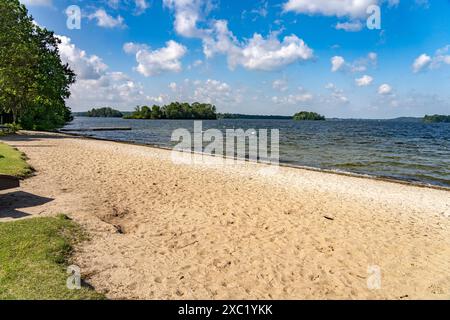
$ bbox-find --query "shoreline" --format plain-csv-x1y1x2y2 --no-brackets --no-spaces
59,130,450,192
1,131,450,299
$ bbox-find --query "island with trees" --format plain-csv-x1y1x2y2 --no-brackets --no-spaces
293,111,326,121
124,102,217,120
423,115,450,123
86,107,123,118
0,0,75,130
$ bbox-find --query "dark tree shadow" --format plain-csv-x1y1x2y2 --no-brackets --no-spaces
0,132,72,143
0,191,54,219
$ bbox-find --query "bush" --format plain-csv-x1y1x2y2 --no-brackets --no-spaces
0,123,22,135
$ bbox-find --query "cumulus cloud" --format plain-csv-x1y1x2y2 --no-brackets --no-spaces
58,35,108,80
163,2,314,72
124,41,187,76
204,20,313,71
88,9,126,29
57,36,146,110
331,56,345,72
412,46,450,73
283,0,378,18
378,83,393,95
163,0,212,38
331,52,377,73
355,75,374,87
412,54,432,73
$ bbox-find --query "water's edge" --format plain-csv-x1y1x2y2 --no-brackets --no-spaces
58,130,450,192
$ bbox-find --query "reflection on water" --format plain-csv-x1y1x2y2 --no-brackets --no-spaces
64,117,450,188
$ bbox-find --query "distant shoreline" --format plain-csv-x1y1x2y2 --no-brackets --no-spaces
71,114,432,122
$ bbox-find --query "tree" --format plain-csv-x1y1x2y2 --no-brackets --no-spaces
151,105,162,119
0,0,36,123
0,0,75,129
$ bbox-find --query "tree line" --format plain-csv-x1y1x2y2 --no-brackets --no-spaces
0,0,75,130
123,102,217,120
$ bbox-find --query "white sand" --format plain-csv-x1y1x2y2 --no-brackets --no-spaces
1,131,449,300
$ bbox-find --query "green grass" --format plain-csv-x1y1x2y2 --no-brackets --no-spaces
0,215,105,300
0,142,33,178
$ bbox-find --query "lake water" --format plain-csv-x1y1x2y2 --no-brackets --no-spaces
63,117,450,188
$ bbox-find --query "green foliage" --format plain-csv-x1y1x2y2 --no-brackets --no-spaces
293,111,326,121
87,107,123,118
0,0,75,130
423,115,450,123
0,142,33,177
0,215,105,300
0,123,22,135
125,102,217,120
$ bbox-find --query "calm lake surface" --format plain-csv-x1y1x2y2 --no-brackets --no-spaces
64,117,450,188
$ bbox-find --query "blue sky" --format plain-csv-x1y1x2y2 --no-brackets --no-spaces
21,0,450,118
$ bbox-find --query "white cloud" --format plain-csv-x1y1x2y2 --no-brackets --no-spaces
413,46,450,73
58,35,108,80
163,0,211,38
157,79,241,107
355,75,373,87
335,21,363,32
412,54,432,73
331,52,377,73
169,82,178,91
272,79,289,92
283,0,378,18
193,79,234,103
325,83,349,104
20,0,52,6
124,40,187,76
187,59,204,70
135,0,150,14
162,3,314,72
204,20,313,71
368,52,378,62
272,92,313,104
88,9,125,29
331,56,345,72
123,42,149,54
378,83,393,95
58,36,146,110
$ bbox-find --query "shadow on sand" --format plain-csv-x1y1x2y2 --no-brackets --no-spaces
0,132,70,144
0,191,54,219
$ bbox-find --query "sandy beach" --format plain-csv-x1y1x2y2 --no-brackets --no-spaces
1,131,449,300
